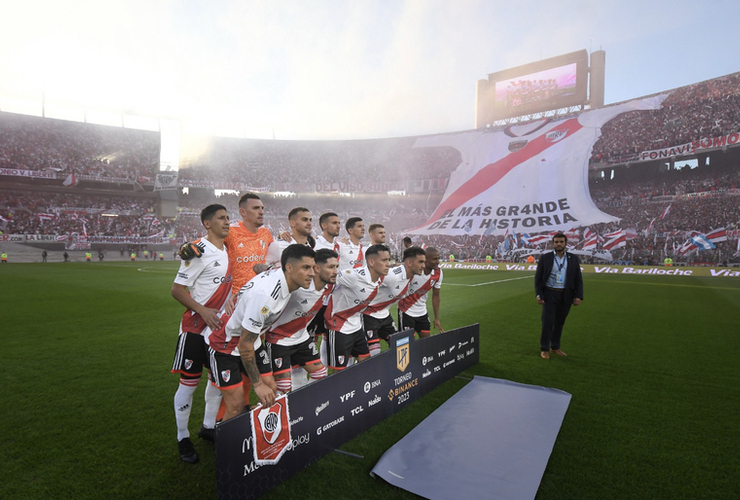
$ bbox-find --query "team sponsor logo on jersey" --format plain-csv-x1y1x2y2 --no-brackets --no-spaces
250,397,292,466
184,359,193,370
300,299,308,304
238,242,245,248
260,240,266,249
178,272,189,279
213,261,221,267
260,306,270,315
396,336,410,372
221,370,231,382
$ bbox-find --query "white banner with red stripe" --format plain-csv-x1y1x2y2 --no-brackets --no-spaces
407,95,666,236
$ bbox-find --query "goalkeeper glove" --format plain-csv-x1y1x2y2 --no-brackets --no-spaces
178,241,205,261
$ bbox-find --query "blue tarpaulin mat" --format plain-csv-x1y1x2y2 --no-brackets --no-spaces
371,376,571,500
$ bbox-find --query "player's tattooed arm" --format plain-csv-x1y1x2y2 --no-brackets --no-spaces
238,329,276,407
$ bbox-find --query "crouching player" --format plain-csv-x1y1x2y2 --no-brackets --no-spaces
207,245,316,420
324,245,390,370
266,249,338,393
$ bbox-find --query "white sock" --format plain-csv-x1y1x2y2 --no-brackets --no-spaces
276,377,292,394
174,378,199,441
319,336,328,367
369,342,381,357
203,382,221,429
291,366,308,389
309,366,327,381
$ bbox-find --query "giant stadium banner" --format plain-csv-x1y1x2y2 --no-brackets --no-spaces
408,95,667,237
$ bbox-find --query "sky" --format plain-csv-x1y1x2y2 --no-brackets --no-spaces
1,0,738,141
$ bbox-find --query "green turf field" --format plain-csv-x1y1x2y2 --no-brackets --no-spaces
1,262,739,500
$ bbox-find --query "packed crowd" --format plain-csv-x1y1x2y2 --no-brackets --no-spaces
591,72,740,163
178,136,460,188
0,189,165,237
0,112,160,180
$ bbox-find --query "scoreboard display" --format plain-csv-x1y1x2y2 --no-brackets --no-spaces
477,50,590,123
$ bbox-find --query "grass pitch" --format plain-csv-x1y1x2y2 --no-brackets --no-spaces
1,261,739,500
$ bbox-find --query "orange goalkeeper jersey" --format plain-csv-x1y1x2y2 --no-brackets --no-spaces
224,222,274,294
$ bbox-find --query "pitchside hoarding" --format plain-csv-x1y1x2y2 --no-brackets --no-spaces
215,324,479,500
438,261,740,277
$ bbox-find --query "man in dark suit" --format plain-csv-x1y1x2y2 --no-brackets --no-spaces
534,232,583,359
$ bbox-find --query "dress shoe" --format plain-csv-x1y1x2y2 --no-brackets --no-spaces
540,351,550,359
552,349,568,357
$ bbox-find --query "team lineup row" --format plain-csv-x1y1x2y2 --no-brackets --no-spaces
170,193,443,463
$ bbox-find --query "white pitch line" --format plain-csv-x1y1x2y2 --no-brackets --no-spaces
444,274,534,287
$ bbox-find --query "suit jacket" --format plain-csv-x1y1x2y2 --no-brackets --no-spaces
534,251,584,304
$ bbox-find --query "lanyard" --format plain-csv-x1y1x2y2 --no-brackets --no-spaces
554,254,566,272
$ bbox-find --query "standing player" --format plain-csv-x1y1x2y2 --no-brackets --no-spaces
368,224,387,245
311,212,341,367
335,217,365,271
324,244,391,370
207,245,316,421
266,248,338,393
276,207,314,251
272,207,316,390
181,193,276,406
398,246,444,338
364,246,426,355
225,193,276,293
170,204,232,464
314,212,341,250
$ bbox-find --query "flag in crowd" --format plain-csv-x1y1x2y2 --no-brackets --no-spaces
603,232,627,250
659,203,672,220
691,234,716,250
582,236,598,250
63,174,79,187
706,227,727,243
603,229,625,240
645,218,656,236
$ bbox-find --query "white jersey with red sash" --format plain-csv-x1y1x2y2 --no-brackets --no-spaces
334,239,364,271
173,237,232,334
365,265,409,320
207,269,290,355
324,266,379,333
265,281,333,346
398,267,443,318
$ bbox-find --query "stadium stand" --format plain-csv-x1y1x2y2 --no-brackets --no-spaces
1,72,739,264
